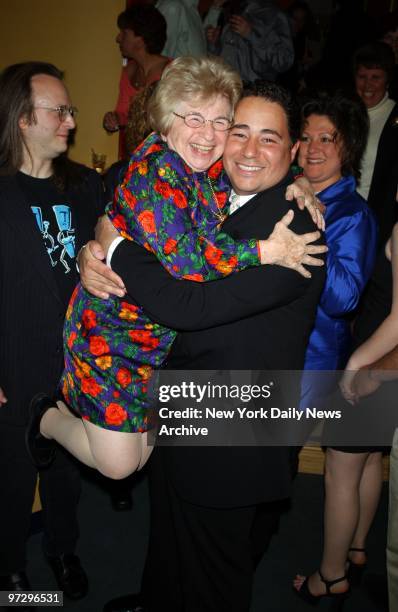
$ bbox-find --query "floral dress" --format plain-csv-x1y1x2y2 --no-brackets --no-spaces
61,133,260,432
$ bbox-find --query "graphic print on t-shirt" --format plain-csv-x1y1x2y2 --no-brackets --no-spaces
31,204,75,273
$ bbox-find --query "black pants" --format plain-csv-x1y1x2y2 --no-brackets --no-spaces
142,447,281,612
0,423,80,575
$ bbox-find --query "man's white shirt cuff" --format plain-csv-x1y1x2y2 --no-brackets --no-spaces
106,237,125,267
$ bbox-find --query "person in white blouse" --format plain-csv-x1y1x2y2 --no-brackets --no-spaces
354,41,398,247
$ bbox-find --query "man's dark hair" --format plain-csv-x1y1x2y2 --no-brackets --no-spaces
0,61,86,190
300,89,369,181
241,81,301,143
117,5,167,55
353,41,395,82
0,62,63,175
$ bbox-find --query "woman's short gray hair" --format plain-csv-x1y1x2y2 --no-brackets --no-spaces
147,56,242,134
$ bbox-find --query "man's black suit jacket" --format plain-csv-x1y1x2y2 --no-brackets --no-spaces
112,171,325,507
0,169,103,427
367,103,398,247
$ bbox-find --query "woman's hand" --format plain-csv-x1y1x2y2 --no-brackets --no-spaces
78,240,126,299
351,368,381,402
206,25,221,44
339,367,359,404
229,15,252,38
285,176,325,230
258,210,327,278
103,111,120,133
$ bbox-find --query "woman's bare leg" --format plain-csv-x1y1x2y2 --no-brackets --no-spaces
349,451,383,565
294,449,369,595
40,401,153,479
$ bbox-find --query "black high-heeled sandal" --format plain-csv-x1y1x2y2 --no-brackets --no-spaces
295,570,350,609
347,547,367,586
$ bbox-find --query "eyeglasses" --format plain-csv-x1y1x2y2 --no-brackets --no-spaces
34,105,78,122
173,112,232,131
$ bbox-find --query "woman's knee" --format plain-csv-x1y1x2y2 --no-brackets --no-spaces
97,458,139,480
83,422,143,479
365,451,382,468
324,448,366,489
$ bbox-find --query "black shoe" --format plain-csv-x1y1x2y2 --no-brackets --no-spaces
109,481,133,512
294,570,350,608
0,571,35,611
347,547,366,586
103,593,144,612
25,393,57,468
47,554,88,600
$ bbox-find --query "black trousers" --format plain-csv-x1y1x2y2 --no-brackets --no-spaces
0,423,80,575
142,447,282,612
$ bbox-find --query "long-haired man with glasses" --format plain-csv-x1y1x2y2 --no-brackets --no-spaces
0,62,104,604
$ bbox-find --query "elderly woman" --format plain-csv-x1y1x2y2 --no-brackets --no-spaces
294,91,378,605
27,57,326,480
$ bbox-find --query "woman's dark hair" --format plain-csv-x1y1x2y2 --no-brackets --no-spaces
353,41,395,82
0,61,85,190
241,81,301,143
117,5,167,55
300,89,369,181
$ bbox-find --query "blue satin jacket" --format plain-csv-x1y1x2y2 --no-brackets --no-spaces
304,175,377,372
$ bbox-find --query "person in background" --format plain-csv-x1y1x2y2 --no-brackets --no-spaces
280,1,317,93
346,236,398,611
299,89,377,404
378,9,398,102
293,90,378,608
0,62,104,605
204,0,294,84
354,41,398,247
102,5,169,158
157,0,207,58
312,0,376,91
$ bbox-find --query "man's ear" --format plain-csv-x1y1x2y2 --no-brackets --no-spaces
18,114,30,130
290,140,300,162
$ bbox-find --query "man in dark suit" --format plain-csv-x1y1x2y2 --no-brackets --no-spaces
0,62,104,603
81,83,325,611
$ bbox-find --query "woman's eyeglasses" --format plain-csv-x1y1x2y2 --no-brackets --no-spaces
173,112,232,131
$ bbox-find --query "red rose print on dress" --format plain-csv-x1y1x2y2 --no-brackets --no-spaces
89,336,110,356
81,376,102,397
116,367,132,388
128,329,160,351
105,403,128,426
138,210,156,234
82,309,97,330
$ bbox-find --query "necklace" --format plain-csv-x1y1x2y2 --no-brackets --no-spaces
207,176,227,229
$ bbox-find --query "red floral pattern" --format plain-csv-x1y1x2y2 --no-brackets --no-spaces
62,133,260,433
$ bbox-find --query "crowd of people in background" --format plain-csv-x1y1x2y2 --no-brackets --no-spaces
1,1,398,611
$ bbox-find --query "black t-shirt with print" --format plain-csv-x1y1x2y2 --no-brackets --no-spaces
17,172,78,306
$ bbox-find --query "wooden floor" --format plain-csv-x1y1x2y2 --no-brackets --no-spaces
299,445,390,480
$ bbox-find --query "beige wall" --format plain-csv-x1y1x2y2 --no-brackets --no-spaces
0,0,125,168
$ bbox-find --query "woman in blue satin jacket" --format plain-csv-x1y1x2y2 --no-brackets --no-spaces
299,90,378,412
294,91,379,605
